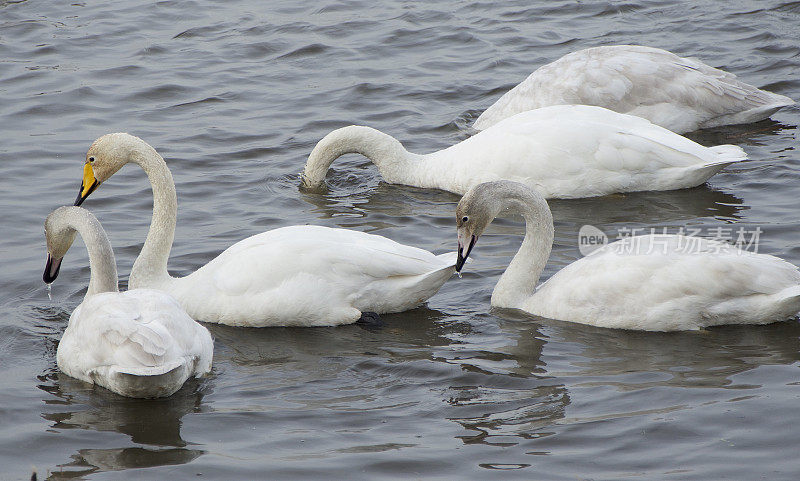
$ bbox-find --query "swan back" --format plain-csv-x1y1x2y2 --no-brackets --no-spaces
529,235,800,330
57,288,213,398
474,45,794,133
464,105,746,198
160,225,456,326
490,104,739,166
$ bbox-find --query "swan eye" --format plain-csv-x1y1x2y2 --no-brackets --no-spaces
88,157,95,163
461,216,469,223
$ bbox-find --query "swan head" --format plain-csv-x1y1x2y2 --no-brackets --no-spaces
455,180,546,272
455,183,505,271
43,206,80,283
74,133,149,206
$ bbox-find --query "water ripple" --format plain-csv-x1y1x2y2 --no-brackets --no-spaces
0,0,798,479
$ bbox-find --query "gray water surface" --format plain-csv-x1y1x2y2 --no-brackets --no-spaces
1,1,799,479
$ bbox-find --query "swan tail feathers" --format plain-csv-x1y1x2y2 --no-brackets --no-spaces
432,251,471,274
435,251,472,266
114,358,186,377
103,360,194,398
775,285,800,308
733,95,794,125
706,144,747,166
757,90,795,108
435,251,459,266
768,285,800,322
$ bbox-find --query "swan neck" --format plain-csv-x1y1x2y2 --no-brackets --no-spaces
492,196,554,308
83,222,118,297
303,126,414,186
129,147,176,287
53,209,119,298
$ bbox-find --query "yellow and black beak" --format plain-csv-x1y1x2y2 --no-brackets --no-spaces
43,254,63,284
74,163,99,206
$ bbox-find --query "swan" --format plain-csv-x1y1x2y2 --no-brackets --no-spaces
473,45,795,133
43,206,213,398
72,133,457,327
301,104,747,199
454,181,800,331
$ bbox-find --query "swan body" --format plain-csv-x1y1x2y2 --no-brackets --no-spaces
44,206,213,398
302,105,747,199
455,181,800,331
73,133,456,327
136,225,456,326
474,45,795,133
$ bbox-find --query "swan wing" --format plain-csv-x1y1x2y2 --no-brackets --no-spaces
475,45,793,132
457,105,745,198
60,290,211,378
205,225,452,293
530,235,800,330
495,105,737,166
173,226,455,325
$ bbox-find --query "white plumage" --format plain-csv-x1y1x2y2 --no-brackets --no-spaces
44,206,213,398
531,235,800,330
474,45,794,133
455,181,800,331
73,134,456,327
303,104,746,199
57,289,214,398
149,225,456,326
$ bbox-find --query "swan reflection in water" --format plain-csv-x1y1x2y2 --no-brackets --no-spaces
301,178,746,227
38,367,209,479
444,308,800,453
439,313,570,448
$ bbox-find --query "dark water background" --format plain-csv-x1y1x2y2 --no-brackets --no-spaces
1,0,799,479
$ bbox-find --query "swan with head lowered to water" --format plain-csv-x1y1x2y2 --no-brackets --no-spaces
454,181,800,331
72,133,457,327
301,104,747,199
473,45,794,133
43,206,213,398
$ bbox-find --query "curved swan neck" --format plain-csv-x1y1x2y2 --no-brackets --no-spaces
128,142,177,287
302,126,414,187
49,207,119,297
491,186,554,309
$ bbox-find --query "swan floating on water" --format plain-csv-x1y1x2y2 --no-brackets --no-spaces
72,133,456,327
473,45,794,133
43,206,213,398
454,181,800,331
302,104,747,198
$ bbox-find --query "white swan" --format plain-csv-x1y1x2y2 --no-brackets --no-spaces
302,104,747,199
455,181,800,331
473,45,795,133
72,133,456,327
43,206,213,398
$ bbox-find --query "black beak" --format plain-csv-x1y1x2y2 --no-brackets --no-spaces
74,179,98,206
456,235,476,272
43,254,63,284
